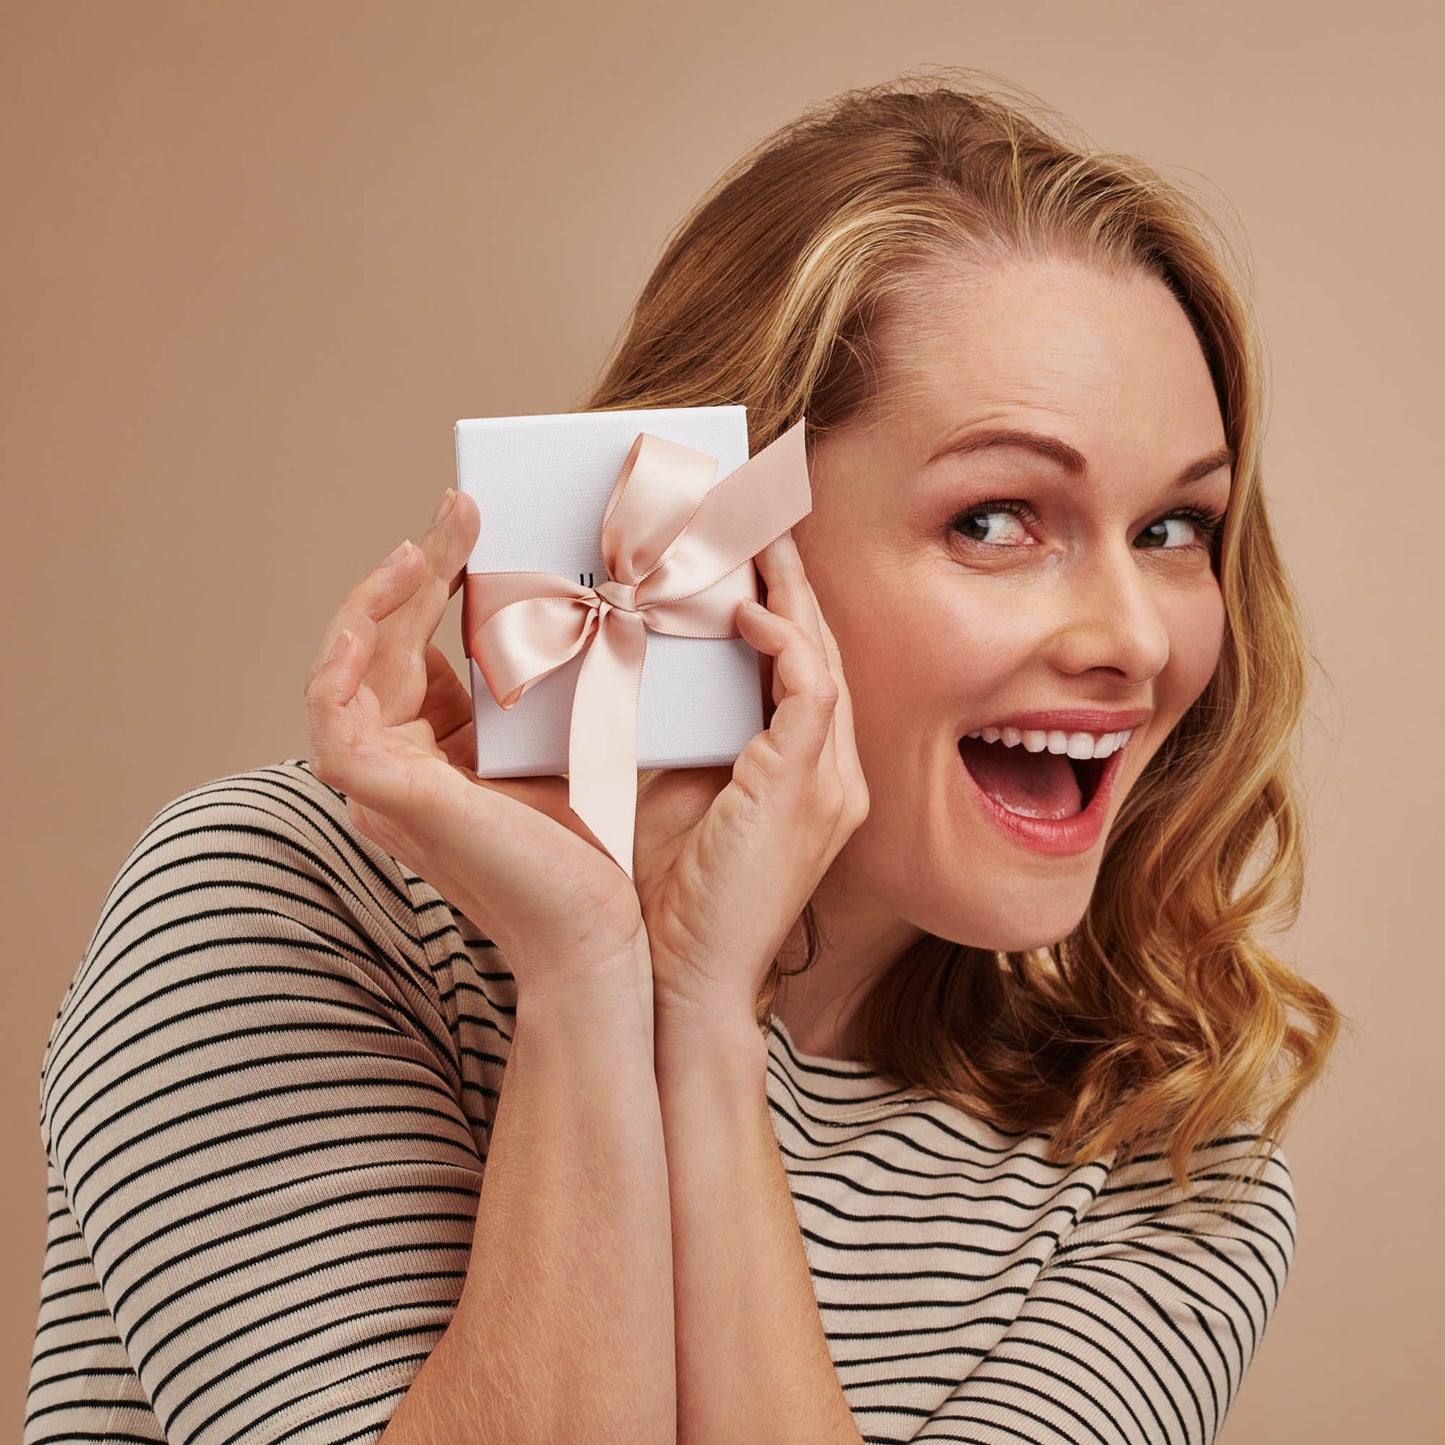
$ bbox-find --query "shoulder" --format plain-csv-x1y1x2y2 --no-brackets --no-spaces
1087,1129,1295,1225
86,756,450,964
1063,1129,1298,1307
119,756,412,918
916,1130,1300,1442
43,759,471,1152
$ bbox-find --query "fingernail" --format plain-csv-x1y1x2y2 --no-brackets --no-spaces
381,538,413,568
329,628,354,662
431,488,456,526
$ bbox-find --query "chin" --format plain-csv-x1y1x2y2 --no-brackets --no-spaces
924,880,1093,955
944,920,1083,955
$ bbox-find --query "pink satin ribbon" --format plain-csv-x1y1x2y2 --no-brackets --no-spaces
463,418,814,879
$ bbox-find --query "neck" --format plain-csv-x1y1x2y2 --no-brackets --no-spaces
771,860,925,1061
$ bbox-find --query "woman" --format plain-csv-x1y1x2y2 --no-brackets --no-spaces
27,76,1339,1445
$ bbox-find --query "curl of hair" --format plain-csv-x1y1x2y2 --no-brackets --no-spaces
593,71,1342,1200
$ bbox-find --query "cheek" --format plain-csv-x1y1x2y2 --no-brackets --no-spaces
830,580,1050,746
1161,581,1228,710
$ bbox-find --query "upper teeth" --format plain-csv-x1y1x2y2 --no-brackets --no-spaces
963,726,1134,759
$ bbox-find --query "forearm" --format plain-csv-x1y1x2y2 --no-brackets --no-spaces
654,1013,863,1445
381,959,674,1445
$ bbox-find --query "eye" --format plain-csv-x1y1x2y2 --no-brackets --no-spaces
1134,505,1226,552
949,499,1035,546
949,499,1227,555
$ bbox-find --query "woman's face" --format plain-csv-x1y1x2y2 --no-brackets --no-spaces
794,255,1232,955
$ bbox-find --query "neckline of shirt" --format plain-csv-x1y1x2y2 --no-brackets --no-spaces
765,1013,873,1073
765,1015,932,1115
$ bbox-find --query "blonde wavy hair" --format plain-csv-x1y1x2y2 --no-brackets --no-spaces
582,72,1341,1196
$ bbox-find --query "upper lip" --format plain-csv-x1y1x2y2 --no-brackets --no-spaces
961,708,1152,736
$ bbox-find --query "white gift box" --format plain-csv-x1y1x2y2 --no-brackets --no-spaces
454,405,766,780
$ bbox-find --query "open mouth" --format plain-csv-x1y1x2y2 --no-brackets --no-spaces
956,735,1111,820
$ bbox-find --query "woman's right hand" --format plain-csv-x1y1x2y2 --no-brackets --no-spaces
303,486,652,1000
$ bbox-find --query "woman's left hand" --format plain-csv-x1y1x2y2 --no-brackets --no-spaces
633,528,870,1028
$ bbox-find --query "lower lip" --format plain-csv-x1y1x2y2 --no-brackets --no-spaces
957,739,1129,858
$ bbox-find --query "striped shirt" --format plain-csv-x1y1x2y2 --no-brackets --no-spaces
26,759,1296,1445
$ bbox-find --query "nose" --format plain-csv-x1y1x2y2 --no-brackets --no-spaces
1044,544,1171,685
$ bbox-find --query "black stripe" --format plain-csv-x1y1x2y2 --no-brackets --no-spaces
86,1130,479,1263
115,1185,476,1324
103,1167,477,1285
177,1321,435,1441
215,1345,424,1443
54,1028,454,1164
67,1090,473,1223
157,1291,455,1422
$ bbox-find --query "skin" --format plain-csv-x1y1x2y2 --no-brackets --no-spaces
773,254,1232,1058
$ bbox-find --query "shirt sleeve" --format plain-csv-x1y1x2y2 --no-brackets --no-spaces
34,761,487,1445
907,1133,1296,1445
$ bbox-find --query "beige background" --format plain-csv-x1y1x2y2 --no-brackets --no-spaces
4,1,1440,1439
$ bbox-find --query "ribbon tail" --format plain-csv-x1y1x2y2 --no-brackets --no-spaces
567,609,648,879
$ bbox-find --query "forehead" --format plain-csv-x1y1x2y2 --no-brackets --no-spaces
868,255,1225,459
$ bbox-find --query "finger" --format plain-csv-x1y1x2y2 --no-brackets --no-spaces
793,545,842,769
751,539,793,717
735,598,837,767
755,530,837,763
304,626,390,787
366,490,481,724
387,488,480,653
754,530,826,654
811,602,869,824
306,621,465,819
305,538,430,694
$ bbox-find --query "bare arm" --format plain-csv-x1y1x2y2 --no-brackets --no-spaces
380,957,674,1445
655,1010,863,1445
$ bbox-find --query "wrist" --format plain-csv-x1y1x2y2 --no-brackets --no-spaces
517,945,656,1045
653,993,769,1082
650,958,761,1038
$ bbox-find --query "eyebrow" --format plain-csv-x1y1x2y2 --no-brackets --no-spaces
932,428,1236,486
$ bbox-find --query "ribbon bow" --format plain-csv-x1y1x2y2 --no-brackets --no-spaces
462,418,813,879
